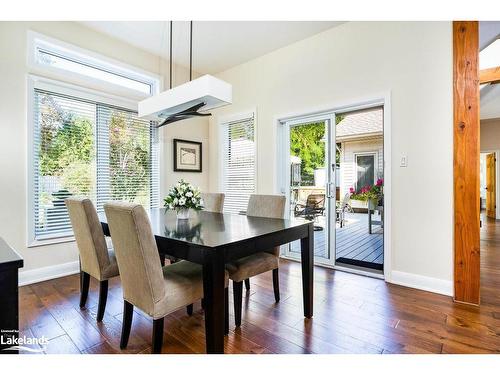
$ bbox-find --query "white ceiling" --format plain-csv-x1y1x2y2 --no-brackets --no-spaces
80,21,342,74
481,84,500,120
480,22,500,120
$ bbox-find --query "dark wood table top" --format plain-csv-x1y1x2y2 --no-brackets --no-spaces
0,237,23,271
99,208,310,249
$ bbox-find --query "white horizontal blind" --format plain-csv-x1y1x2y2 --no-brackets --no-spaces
33,90,97,239
221,114,256,213
95,105,159,212
32,89,159,241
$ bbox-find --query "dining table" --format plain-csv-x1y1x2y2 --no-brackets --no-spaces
99,208,314,354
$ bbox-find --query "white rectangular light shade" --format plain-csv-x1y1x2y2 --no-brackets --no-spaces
138,74,232,118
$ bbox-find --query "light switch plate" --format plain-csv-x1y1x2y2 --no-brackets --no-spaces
400,155,408,167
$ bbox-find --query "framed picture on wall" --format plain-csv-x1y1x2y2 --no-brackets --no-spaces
173,139,202,172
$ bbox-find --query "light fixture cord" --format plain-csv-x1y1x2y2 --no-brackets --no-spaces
170,21,173,89
189,21,193,81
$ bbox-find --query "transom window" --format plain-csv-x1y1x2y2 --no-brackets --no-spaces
29,31,159,96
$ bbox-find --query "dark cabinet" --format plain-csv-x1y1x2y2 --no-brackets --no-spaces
0,237,23,354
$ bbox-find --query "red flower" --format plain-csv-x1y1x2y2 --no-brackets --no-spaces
376,178,384,186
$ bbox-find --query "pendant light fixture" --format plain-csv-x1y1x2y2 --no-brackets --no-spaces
138,21,232,127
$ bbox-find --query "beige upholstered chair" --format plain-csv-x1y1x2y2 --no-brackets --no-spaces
104,202,229,354
65,197,119,322
226,194,286,327
201,192,225,213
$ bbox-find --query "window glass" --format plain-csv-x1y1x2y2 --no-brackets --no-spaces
37,50,153,94
221,116,256,213
356,154,375,191
32,89,159,241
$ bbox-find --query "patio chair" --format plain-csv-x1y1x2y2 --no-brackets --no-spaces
336,192,352,228
294,193,325,231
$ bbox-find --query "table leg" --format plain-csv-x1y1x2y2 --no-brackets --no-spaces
202,252,226,354
300,223,314,318
368,208,372,234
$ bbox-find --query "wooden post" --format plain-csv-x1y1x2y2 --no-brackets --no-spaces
453,21,480,305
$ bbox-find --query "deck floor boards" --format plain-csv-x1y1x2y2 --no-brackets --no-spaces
290,212,384,264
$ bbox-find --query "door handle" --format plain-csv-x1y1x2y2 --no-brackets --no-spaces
326,183,335,198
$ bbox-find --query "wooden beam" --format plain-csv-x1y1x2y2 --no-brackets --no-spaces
479,66,500,84
453,21,480,305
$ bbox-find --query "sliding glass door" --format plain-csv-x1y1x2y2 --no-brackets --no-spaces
280,105,385,272
334,106,384,271
282,114,336,266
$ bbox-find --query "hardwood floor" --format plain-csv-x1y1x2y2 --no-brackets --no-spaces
18,215,500,354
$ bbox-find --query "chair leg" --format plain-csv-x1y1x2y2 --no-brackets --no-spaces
79,257,82,291
272,268,280,303
152,318,164,354
97,280,108,322
224,287,229,335
120,301,133,349
186,304,193,316
244,278,250,290
79,272,90,308
233,281,243,327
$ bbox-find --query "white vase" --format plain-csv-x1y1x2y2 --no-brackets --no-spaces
368,198,377,210
176,208,190,220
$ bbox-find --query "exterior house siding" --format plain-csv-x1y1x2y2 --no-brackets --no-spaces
340,138,384,208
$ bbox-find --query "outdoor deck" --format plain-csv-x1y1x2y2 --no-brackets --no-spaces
290,212,383,268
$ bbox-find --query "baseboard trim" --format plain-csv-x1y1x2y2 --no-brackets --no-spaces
19,261,80,286
390,270,453,296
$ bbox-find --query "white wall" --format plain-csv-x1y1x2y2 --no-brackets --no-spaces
208,22,454,294
480,118,500,151
480,118,500,218
0,22,209,278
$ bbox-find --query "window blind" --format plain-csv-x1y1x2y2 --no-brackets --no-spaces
221,115,256,214
95,106,159,212
32,89,159,241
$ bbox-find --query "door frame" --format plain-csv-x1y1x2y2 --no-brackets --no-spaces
275,92,392,282
482,150,500,219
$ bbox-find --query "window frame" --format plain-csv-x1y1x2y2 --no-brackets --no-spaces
218,110,258,213
27,75,159,247
353,151,378,191
27,31,161,99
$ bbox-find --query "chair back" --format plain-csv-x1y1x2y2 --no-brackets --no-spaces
340,192,351,210
306,194,325,209
247,194,286,257
246,194,286,219
201,193,225,213
104,202,165,315
65,197,111,280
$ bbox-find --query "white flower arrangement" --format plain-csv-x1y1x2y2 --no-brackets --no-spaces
164,179,204,212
